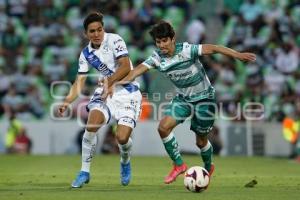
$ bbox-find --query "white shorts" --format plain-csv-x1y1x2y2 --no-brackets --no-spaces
86,86,142,129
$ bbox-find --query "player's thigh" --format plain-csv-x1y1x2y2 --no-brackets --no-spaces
165,96,193,124
158,116,178,133
191,98,217,136
86,109,106,132
86,92,112,124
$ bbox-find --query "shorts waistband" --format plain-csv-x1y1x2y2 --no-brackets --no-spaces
123,83,139,93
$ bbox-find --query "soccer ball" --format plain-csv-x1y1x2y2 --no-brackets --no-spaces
184,166,210,192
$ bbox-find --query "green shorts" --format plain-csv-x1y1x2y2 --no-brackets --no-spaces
165,95,216,136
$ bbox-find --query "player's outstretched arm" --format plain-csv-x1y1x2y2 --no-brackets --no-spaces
201,44,256,62
122,64,149,83
57,74,87,117
102,64,149,99
105,56,131,87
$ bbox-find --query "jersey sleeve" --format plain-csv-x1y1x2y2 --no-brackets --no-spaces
182,42,202,60
198,44,203,56
190,43,202,59
111,34,129,59
142,51,160,69
78,51,89,74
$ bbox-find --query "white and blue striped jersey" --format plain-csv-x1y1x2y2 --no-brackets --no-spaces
78,32,139,93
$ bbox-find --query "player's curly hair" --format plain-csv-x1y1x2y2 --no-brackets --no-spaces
83,12,104,31
149,20,175,41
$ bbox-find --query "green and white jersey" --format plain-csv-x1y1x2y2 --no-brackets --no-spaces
143,42,215,102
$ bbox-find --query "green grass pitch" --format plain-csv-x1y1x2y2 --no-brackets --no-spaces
0,155,299,200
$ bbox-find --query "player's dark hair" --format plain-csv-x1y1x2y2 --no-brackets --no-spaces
149,20,175,40
83,12,104,31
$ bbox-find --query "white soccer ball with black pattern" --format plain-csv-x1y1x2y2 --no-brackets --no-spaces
184,166,210,192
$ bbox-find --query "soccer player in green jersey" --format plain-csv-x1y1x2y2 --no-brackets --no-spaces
104,20,256,184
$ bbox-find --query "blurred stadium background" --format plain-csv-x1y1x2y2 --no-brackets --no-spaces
0,0,300,159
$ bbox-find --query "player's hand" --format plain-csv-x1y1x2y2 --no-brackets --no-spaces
101,78,114,99
98,78,104,87
236,52,256,62
57,103,69,117
102,86,114,99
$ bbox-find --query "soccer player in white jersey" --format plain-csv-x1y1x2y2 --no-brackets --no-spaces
105,20,256,184
57,12,142,188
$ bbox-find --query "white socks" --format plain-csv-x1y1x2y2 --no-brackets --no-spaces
80,130,132,171
200,140,212,152
118,138,132,164
162,132,175,143
81,130,97,172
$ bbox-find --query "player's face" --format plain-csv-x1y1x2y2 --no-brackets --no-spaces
155,37,175,56
86,22,104,48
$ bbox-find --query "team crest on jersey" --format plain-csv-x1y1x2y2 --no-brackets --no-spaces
102,44,109,53
177,54,186,61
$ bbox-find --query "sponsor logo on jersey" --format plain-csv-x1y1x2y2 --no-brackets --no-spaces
115,45,126,53
167,70,193,79
97,62,113,76
87,56,98,65
113,38,123,44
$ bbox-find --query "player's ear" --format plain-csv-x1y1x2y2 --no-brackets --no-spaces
84,31,88,39
171,36,176,43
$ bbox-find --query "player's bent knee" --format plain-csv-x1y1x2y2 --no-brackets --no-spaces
196,142,204,149
116,134,129,145
86,120,104,132
196,138,208,149
157,124,170,136
86,126,100,133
